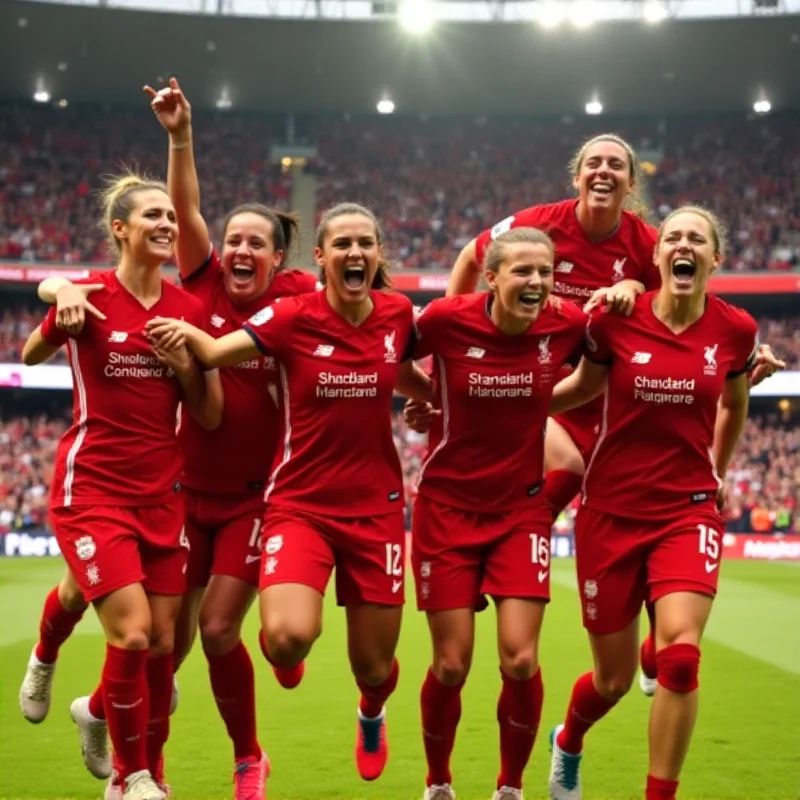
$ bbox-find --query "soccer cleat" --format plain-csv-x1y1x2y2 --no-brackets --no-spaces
639,670,658,697
234,751,270,800
548,725,582,800
355,706,388,781
19,648,56,723
70,695,112,778
258,629,304,689
492,788,523,800
424,784,456,800
169,676,179,716
123,770,166,800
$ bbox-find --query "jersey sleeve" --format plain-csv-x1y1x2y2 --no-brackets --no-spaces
39,305,71,347
411,298,451,360
179,246,219,295
583,308,614,365
242,298,294,359
475,206,550,266
727,312,759,378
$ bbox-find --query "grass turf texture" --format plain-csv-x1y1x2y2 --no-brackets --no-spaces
1,557,798,800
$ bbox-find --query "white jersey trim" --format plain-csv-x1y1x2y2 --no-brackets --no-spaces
264,363,292,503
416,354,450,489
62,339,89,507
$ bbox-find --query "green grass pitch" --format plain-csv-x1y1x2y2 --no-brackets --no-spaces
1,557,798,799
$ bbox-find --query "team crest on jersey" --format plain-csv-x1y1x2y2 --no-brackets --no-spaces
248,306,274,326
703,344,718,375
75,536,96,561
537,336,552,365
612,257,627,282
384,330,397,363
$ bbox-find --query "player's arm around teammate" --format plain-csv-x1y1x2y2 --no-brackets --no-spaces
445,134,662,528
411,228,588,800
20,174,216,798
547,206,770,800
149,202,426,784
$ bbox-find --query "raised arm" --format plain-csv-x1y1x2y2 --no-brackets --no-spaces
146,318,260,369
145,77,211,277
446,239,483,297
548,358,609,415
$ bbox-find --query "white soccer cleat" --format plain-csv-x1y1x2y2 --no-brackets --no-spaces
549,724,582,800
169,676,178,716
123,770,166,800
639,670,658,697
19,648,56,723
424,784,456,800
70,695,112,779
492,787,523,800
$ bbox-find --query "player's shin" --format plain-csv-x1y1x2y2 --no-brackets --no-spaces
497,666,543,791
647,642,701,790
421,667,465,787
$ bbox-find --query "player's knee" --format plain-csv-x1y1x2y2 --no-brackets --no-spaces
200,614,242,657
264,625,315,667
500,648,538,681
594,669,635,700
107,628,150,651
351,654,395,686
59,578,88,613
433,654,472,686
656,643,700,693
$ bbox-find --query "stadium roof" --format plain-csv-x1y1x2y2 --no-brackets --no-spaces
2,0,799,115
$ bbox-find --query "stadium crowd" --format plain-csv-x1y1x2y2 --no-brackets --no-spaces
2,410,795,536
1,103,798,272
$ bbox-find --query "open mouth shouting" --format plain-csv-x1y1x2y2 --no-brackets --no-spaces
343,265,366,292
231,263,256,286
671,257,697,289
519,290,542,310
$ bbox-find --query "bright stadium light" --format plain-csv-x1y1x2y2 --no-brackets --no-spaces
535,1,567,28
377,97,396,114
569,0,597,28
399,0,434,34
585,96,603,115
643,0,668,23
33,90,50,103
215,86,232,110
753,97,771,114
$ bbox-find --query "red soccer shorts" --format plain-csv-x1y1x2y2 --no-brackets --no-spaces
411,495,553,611
51,501,187,602
257,507,406,606
184,489,265,589
552,410,600,463
575,503,725,635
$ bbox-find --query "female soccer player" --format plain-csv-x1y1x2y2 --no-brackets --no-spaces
143,76,319,793
21,173,221,800
411,227,587,800
446,133,659,522
146,202,433,784
546,206,770,800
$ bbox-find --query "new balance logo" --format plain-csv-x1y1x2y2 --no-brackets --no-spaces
313,344,334,357
210,314,225,328
556,261,574,273
705,560,718,573
108,331,127,343
466,347,486,359
631,352,652,364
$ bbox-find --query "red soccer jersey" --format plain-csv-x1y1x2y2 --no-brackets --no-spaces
41,271,206,508
581,291,758,519
475,199,661,441
414,293,587,512
243,289,415,517
179,249,320,495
